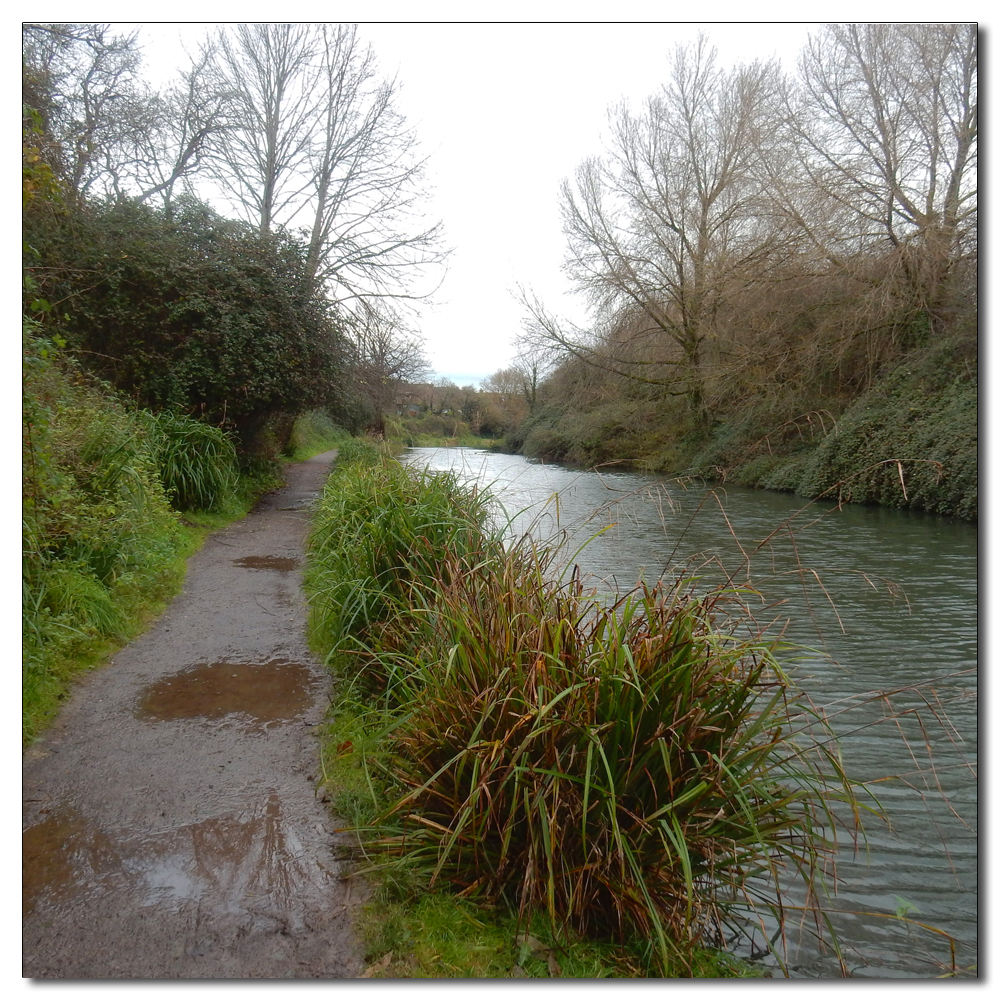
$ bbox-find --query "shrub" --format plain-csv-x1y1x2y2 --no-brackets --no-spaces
522,426,571,463
306,456,865,974
144,409,239,512
23,197,350,457
794,345,977,519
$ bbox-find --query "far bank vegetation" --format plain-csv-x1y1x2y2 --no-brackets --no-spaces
447,25,976,520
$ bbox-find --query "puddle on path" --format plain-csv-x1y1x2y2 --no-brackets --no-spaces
23,808,123,916
232,555,300,573
135,660,316,725
24,795,326,919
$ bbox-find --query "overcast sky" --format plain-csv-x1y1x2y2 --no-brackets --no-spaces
93,10,980,387
358,22,820,385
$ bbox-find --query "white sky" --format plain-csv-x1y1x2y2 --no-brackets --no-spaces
101,11,968,386
358,21,818,385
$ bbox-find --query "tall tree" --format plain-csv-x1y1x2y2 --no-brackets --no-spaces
209,22,320,235
792,23,977,334
207,22,445,307
22,23,149,204
553,38,782,424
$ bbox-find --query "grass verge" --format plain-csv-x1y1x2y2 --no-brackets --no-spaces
22,331,280,745
283,409,354,462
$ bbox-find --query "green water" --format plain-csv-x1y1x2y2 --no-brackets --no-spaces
403,447,978,978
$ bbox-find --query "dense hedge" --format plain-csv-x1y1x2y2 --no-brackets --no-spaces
23,198,349,457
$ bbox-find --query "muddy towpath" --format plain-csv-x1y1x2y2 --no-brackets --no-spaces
23,450,367,979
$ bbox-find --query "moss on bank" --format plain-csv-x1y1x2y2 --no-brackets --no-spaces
687,339,977,521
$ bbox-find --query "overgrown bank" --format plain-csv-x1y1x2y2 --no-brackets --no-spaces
508,337,977,522
304,443,870,977
20,323,352,745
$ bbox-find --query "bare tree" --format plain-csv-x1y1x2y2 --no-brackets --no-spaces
208,23,320,234
127,44,239,212
206,22,446,307
22,23,235,210
303,24,445,298
22,23,149,204
555,38,783,423
512,306,571,413
480,366,530,428
791,23,977,333
347,304,430,434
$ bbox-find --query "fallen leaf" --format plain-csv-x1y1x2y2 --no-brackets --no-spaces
359,951,393,978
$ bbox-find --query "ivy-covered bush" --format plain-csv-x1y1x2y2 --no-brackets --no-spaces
23,197,349,458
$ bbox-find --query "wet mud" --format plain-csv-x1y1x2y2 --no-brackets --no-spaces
22,450,366,979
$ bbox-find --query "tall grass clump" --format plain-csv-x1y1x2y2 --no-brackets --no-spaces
307,454,868,975
331,435,388,470
143,409,240,512
306,451,494,686
371,547,861,974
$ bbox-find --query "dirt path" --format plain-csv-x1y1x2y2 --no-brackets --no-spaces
23,450,367,979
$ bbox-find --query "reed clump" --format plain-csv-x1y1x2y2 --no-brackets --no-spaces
308,453,864,975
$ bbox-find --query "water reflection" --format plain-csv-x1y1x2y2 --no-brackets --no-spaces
23,795,332,924
135,659,317,726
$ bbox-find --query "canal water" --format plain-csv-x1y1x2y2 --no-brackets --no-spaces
401,447,978,979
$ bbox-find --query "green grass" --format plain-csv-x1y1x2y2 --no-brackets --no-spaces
22,332,269,745
283,409,353,462
24,516,209,745
143,409,240,512
306,449,868,976
306,450,494,682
